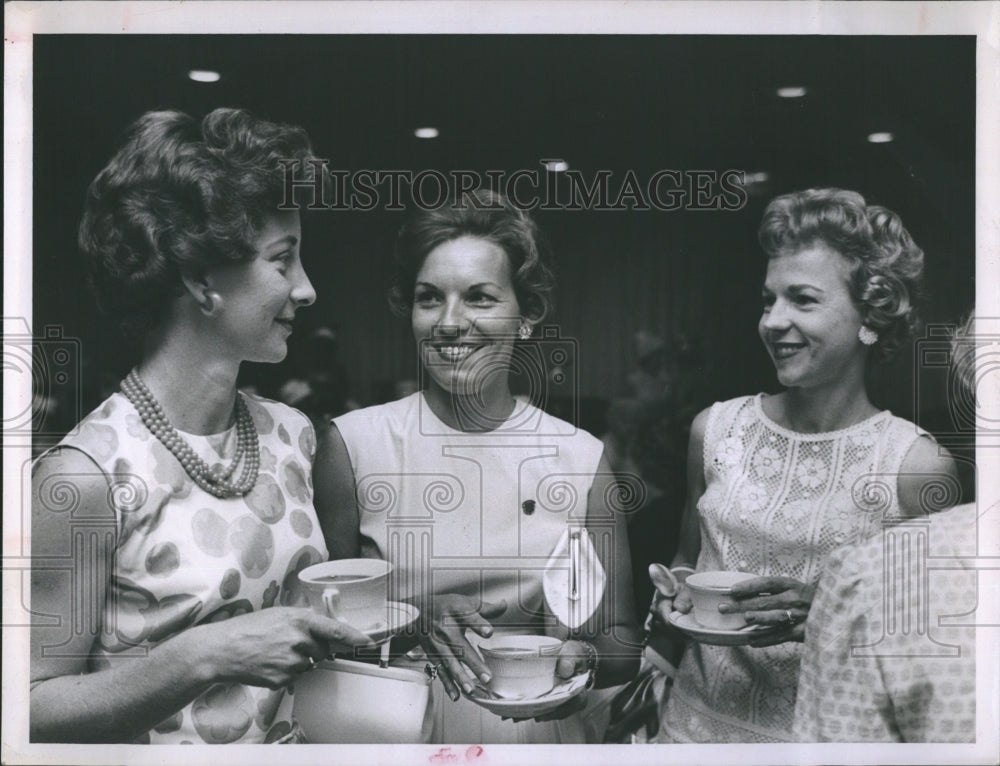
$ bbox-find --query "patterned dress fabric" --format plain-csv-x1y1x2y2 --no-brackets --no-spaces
39,392,327,743
334,392,606,743
658,394,931,743
794,503,977,742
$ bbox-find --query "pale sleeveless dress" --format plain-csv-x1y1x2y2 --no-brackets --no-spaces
658,394,932,743
334,392,605,743
38,391,328,743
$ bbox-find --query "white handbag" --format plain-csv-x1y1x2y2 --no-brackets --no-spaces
293,658,433,743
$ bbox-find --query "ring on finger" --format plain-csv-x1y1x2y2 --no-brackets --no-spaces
784,609,794,624
307,656,317,671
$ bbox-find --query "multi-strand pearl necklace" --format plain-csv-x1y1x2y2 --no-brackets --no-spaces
120,369,260,498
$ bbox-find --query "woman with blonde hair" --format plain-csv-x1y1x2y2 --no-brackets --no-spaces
649,188,958,742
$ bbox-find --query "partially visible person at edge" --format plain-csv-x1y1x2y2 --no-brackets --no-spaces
794,311,980,743
648,188,958,743
313,189,643,743
30,108,373,744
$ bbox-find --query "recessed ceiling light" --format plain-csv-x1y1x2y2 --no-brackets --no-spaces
543,159,569,172
414,127,439,139
188,70,221,83
776,86,807,98
867,131,895,144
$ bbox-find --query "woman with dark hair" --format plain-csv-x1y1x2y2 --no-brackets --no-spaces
315,189,642,743
30,108,373,744
648,188,958,742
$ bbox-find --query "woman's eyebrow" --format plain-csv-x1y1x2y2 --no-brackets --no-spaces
264,235,298,253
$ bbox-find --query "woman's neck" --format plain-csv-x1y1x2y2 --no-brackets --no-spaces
136,329,241,435
769,379,878,434
421,382,517,433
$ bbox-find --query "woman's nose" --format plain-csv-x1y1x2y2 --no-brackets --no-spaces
436,298,470,333
761,300,790,331
292,265,317,307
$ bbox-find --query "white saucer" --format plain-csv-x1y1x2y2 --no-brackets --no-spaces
462,672,591,718
667,610,779,646
355,601,420,645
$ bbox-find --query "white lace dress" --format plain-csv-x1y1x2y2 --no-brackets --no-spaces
657,394,931,743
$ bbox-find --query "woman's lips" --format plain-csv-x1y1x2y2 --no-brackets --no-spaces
431,343,486,363
771,342,806,360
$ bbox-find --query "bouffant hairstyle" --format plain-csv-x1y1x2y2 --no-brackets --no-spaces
758,188,924,363
78,108,322,340
387,189,556,323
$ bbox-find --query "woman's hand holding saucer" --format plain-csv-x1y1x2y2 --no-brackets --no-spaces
647,563,692,633
200,607,375,689
419,594,507,701
722,576,816,646
554,639,593,681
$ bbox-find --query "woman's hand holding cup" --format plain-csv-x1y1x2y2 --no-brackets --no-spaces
720,575,816,646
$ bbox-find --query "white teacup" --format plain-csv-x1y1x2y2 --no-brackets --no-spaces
477,635,563,699
685,570,757,630
298,559,392,630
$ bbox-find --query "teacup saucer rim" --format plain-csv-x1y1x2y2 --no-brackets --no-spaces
668,610,777,637
463,671,590,709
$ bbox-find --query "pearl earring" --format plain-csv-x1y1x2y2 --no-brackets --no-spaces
201,291,221,315
518,324,533,340
858,326,878,346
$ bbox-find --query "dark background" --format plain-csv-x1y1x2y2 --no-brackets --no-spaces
32,34,975,439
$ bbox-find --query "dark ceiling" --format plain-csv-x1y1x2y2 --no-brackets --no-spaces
36,35,974,206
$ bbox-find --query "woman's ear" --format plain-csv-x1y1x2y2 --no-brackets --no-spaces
180,270,222,316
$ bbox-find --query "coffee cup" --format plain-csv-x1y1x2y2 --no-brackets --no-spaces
477,635,563,699
684,570,757,630
298,559,392,631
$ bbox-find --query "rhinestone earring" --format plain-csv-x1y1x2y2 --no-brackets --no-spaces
518,323,533,340
858,326,878,346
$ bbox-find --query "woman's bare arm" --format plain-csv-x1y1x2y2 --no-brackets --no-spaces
313,424,362,561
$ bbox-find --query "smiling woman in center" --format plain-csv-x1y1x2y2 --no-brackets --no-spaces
313,189,641,744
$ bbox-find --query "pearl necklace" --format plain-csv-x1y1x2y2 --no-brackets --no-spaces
120,370,260,498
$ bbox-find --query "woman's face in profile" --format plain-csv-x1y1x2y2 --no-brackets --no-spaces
208,210,316,364
411,235,524,397
758,242,866,390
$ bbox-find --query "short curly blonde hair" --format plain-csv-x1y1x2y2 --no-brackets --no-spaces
758,188,924,363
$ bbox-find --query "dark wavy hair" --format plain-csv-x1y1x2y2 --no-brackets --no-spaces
78,107,323,340
387,189,556,322
758,188,925,363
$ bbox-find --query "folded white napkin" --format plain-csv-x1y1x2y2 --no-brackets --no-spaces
542,527,607,629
